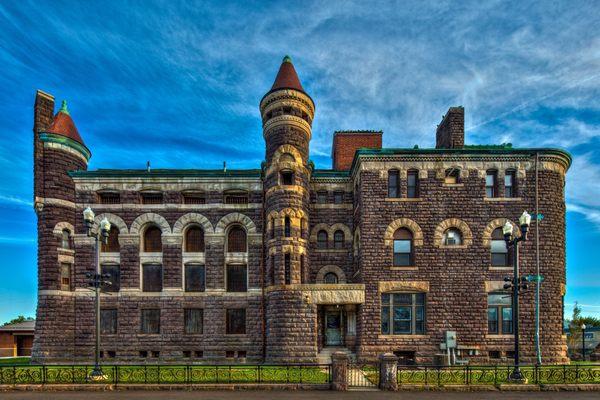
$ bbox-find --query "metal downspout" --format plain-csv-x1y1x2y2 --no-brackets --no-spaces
535,151,542,365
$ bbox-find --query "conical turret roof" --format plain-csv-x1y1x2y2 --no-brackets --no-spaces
46,100,85,145
270,55,305,93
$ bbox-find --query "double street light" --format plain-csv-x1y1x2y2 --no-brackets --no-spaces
502,211,532,383
582,323,587,361
82,207,112,380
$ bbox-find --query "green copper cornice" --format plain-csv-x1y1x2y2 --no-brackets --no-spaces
69,168,261,178
39,132,91,161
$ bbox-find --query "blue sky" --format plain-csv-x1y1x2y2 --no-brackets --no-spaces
0,1,598,323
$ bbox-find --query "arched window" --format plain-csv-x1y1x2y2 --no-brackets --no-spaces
324,272,338,284
101,226,120,253
317,230,328,249
61,229,71,249
491,228,509,266
144,226,162,252
227,226,247,253
284,217,291,237
185,226,204,252
334,230,344,249
393,228,413,266
443,228,462,246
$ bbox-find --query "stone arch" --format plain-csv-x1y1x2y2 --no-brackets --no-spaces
482,218,521,247
94,213,128,234
130,213,171,235
278,207,306,219
434,218,473,247
215,212,257,234
310,223,330,242
384,218,424,247
272,144,303,165
173,213,213,234
316,265,347,284
329,223,352,243
52,221,75,238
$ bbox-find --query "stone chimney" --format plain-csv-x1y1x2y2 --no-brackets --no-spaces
435,106,464,149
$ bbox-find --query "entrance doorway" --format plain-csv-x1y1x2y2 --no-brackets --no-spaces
325,311,342,346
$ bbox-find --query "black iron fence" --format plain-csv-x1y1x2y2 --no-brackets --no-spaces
0,364,331,385
396,364,600,386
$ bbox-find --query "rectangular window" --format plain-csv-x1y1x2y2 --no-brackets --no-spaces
488,293,513,335
185,264,205,292
388,170,400,198
141,309,160,334
504,171,516,197
141,192,163,204
183,193,206,204
101,309,117,334
491,240,509,266
316,191,327,204
142,264,163,292
184,308,203,334
60,263,71,291
280,171,294,185
333,191,344,204
101,264,120,292
226,309,246,334
226,264,247,292
407,170,419,198
99,192,120,204
284,253,291,285
393,240,411,266
224,193,248,204
485,171,497,198
380,293,425,335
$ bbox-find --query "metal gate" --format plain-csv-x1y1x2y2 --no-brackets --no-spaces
348,362,379,389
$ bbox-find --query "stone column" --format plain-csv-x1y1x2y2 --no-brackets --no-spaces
331,351,349,391
378,352,399,390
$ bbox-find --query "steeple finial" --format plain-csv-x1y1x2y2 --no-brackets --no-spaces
270,55,305,93
59,100,70,116
282,55,292,64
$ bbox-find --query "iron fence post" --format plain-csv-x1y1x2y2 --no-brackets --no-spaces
437,366,440,387
258,365,262,384
425,366,428,385
563,364,566,384
186,365,190,385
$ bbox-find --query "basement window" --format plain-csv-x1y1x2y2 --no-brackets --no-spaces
183,193,206,204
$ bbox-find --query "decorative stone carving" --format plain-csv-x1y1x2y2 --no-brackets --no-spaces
94,213,128,234
378,281,430,293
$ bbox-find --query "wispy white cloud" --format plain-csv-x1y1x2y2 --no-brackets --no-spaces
0,194,32,208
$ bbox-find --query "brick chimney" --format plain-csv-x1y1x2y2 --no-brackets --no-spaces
332,131,382,170
435,106,464,149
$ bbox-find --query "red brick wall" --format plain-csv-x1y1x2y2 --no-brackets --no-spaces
332,132,382,170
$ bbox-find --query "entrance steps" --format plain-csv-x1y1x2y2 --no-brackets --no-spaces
317,346,356,364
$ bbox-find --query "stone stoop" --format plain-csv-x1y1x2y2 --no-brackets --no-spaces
317,347,355,364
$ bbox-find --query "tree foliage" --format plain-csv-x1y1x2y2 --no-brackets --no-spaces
2,315,34,326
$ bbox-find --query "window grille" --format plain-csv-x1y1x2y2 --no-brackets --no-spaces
227,226,246,252
185,226,204,252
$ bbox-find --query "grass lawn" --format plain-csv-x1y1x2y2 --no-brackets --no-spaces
0,357,30,365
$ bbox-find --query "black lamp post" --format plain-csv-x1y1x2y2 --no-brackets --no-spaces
581,323,587,361
502,211,532,383
83,207,112,380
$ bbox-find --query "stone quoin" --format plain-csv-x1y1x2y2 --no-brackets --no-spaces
31,56,570,364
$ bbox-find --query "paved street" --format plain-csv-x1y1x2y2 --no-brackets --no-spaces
1,391,599,400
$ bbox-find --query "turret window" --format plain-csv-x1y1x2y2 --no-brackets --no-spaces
491,228,509,266
61,229,72,250
60,262,71,291
284,217,291,237
280,170,294,185
284,253,291,285
324,272,338,284
443,228,462,246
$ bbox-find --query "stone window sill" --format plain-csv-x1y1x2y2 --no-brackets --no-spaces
384,198,422,202
378,334,430,339
443,183,464,187
314,249,347,253
486,334,515,339
57,248,75,255
225,334,248,337
438,244,469,249
390,266,418,271
490,266,512,271
484,197,522,202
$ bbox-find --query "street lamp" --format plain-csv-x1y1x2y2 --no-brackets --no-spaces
83,207,112,380
502,211,532,383
582,323,587,361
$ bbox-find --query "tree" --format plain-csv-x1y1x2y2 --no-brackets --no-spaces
2,315,34,326
566,302,582,357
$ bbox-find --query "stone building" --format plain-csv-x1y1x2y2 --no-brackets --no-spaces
32,56,570,364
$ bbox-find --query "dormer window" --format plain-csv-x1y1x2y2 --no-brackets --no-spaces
98,192,120,204
444,168,460,184
141,192,163,204
280,170,294,185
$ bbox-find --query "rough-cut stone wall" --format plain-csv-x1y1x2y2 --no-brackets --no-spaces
355,158,567,363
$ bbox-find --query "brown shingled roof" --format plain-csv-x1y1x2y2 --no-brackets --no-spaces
46,100,85,145
271,55,305,93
